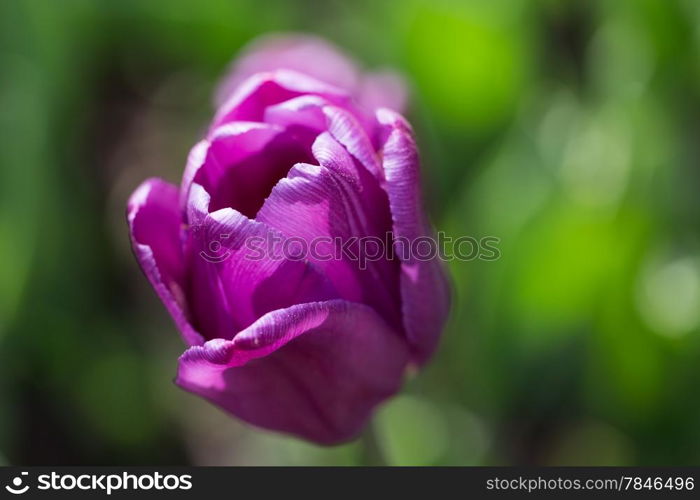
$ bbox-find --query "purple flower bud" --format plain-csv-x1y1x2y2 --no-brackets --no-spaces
127,34,450,444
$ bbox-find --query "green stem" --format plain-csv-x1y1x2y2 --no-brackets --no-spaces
360,421,386,466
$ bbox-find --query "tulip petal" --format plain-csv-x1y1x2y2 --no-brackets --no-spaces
185,183,337,339
180,123,282,211
264,98,376,161
212,70,350,129
183,122,314,219
127,178,204,346
215,34,360,107
176,299,408,444
258,98,386,182
358,70,408,115
263,95,329,132
256,135,402,331
215,34,407,114
376,109,451,364
323,105,382,178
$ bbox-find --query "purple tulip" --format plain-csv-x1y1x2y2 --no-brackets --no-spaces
127,34,450,444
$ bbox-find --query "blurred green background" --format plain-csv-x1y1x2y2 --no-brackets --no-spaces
2,0,700,465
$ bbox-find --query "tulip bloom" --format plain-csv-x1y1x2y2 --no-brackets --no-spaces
127,34,450,444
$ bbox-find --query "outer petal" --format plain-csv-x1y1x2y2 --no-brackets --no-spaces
176,300,408,444
185,184,336,339
127,178,204,346
376,109,451,364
